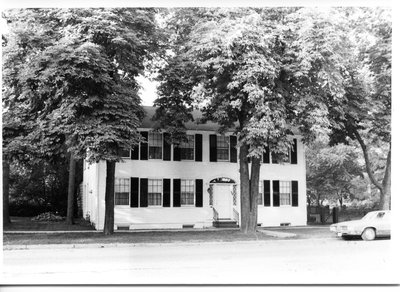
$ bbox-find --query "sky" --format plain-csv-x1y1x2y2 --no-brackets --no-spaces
137,76,158,106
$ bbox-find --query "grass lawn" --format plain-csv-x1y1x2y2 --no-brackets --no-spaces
4,217,95,231
4,230,276,246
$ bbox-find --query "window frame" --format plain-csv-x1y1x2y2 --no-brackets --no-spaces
147,178,163,207
180,134,195,161
115,177,130,206
180,179,195,206
279,180,291,206
216,135,230,161
148,132,163,160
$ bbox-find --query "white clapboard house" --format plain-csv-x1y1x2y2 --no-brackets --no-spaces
82,106,307,230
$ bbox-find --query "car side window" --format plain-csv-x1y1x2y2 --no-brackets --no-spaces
377,212,385,219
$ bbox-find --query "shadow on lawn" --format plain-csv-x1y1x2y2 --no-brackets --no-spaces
4,216,95,231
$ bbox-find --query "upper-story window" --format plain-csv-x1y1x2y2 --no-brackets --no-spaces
149,132,162,159
217,136,229,161
180,135,194,160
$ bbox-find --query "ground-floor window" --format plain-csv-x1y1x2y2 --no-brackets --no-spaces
115,178,130,205
181,179,195,205
148,179,162,206
279,181,291,205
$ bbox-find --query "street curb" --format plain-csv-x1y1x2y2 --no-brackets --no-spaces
258,229,297,238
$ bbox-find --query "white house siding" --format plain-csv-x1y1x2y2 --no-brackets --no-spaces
82,127,307,230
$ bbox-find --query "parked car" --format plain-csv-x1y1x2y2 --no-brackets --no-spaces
330,210,391,241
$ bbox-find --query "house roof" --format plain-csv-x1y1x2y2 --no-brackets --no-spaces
141,106,230,132
141,106,300,135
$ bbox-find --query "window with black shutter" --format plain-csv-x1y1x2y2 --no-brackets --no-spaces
139,178,148,207
140,131,148,160
291,139,298,164
264,180,271,206
209,134,217,162
130,177,139,208
163,133,171,161
173,179,181,207
292,181,299,207
230,135,237,163
263,146,270,164
163,179,171,207
195,134,203,162
273,180,280,207
195,179,203,207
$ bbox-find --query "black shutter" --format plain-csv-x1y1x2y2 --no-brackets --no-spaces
173,179,181,207
209,134,217,162
130,177,139,208
140,131,148,160
140,178,148,207
291,139,298,164
264,180,271,207
173,145,181,161
263,146,270,163
163,179,171,207
230,135,237,163
195,179,203,207
273,180,280,207
195,134,203,162
292,180,298,207
131,145,139,160
163,133,171,161
272,152,278,164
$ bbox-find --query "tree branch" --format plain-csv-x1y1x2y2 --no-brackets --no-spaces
352,128,383,193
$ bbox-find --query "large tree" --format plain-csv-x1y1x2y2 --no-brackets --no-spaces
154,8,347,233
2,8,162,234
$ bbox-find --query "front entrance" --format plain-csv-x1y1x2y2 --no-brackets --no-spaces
213,184,232,219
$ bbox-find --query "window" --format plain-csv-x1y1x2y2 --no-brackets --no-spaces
258,181,263,205
217,135,229,161
120,149,130,158
280,181,291,206
149,132,162,159
181,179,195,205
180,135,194,160
148,179,162,206
115,178,130,205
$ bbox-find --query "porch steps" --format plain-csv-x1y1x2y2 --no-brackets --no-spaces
213,219,239,228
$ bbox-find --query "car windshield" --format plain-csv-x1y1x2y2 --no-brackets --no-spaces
362,212,386,220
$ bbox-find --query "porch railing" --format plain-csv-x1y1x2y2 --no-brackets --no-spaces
213,207,219,221
233,208,239,223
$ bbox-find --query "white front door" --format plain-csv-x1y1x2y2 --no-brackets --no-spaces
213,184,232,219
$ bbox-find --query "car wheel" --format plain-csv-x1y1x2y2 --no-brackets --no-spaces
362,228,376,241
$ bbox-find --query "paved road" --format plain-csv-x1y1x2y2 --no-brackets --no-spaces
1,237,397,285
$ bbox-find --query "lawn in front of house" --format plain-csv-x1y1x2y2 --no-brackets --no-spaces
4,229,276,246
4,216,95,231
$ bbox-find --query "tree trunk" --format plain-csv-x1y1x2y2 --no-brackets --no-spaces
239,144,251,233
379,145,391,210
103,160,116,235
248,156,261,233
353,128,390,210
66,152,76,225
238,143,261,235
3,154,11,226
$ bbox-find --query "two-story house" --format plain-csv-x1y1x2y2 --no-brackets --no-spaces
82,106,307,230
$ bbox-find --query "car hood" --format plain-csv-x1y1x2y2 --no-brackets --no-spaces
333,220,363,227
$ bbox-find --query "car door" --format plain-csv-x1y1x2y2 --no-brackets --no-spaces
374,211,390,236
